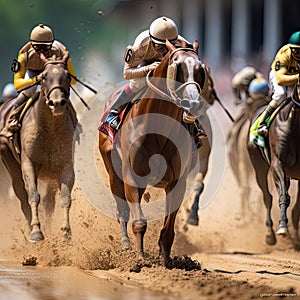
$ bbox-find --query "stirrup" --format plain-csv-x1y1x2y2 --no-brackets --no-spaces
106,111,120,130
257,124,268,137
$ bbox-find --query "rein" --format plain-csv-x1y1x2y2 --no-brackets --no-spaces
145,48,202,107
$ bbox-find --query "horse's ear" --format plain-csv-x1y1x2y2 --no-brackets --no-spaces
193,40,199,53
166,39,176,52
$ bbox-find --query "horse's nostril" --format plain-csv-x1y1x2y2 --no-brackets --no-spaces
48,100,54,107
60,99,67,106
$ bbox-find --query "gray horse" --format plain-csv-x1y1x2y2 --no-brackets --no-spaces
0,53,77,242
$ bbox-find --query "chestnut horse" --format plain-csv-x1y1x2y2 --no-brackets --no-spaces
99,40,211,261
247,63,300,247
0,53,76,242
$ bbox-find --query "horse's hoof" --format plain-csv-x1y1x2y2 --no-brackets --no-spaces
121,237,131,250
63,232,72,241
266,233,276,246
187,216,199,226
29,231,44,242
136,252,145,261
276,227,289,236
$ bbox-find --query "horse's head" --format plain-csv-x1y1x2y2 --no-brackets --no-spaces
164,39,206,122
39,52,71,116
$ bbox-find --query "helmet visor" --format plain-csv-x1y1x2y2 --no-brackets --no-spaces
32,43,52,53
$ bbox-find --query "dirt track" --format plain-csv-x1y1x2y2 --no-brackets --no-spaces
0,89,300,299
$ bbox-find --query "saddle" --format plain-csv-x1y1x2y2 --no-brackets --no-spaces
249,97,292,163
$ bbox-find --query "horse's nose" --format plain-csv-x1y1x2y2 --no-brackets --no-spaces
48,98,67,108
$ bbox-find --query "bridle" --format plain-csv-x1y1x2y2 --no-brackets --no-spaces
41,60,70,101
146,48,203,108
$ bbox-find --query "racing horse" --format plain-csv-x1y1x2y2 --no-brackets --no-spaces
247,63,300,247
99,40,210,261
227,89,270,221
0,52,76,242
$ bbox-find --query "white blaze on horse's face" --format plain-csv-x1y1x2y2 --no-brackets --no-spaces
44,64,69,116
171,51,203,121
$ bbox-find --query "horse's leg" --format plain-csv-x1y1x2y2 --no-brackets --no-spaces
291,180,300,247
0,148,31,228
248,143,276,245
187,135,211,225
159,181,185,263
59,165,74,240
125,185,147,260
99,133,131,250
40,182,56,235
270,159,290,236
42,182,56,217
21,156,44,242
237,125,253,220
115,196,131,250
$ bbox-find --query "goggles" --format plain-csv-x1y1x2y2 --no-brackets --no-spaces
152,42,168,53
31,43,52,52
291,47,300,55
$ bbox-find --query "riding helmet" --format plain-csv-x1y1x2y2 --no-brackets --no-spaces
149,16,178,44
249,78,269,96
288,31,300,47
30,24,54,45
1,83,18,100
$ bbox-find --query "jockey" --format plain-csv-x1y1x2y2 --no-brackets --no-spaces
231,66,263,106
0,23,77,137
257,31,300,136
1,83,18,103
248,77,270,99
105,16,191,129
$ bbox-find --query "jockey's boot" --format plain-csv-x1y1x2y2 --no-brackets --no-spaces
0,93,28,138
257,99,277,137
106,87,135,130
194,119,206,148
186,120,206,148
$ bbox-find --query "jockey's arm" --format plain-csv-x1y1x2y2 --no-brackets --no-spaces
123,62,149,80
275,67,299,86
14,53,37,92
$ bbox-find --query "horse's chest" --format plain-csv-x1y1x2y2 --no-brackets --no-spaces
22,130,73,169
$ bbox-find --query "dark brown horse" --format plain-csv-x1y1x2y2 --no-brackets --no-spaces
99,40,211,261
0,52,76,242
247,64,300,247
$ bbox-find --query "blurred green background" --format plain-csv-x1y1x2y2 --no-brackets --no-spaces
1,0,299,96
0,0,133,91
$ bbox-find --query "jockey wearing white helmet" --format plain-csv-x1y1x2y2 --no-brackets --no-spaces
106,16,191,130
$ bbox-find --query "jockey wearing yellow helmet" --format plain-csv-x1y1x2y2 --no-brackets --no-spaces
257,31,300,136
1,24,76,137
106,16,191,129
